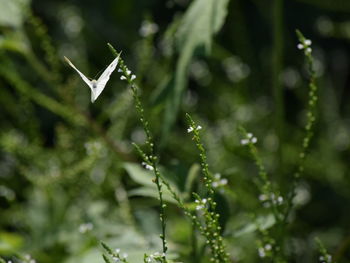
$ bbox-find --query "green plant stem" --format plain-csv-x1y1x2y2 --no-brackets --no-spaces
186,114,229,263
284,31,318,222
130,85,168,259
109,45,168,260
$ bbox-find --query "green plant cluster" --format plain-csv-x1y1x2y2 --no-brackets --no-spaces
1,0,350,263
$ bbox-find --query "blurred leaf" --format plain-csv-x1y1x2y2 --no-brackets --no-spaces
176,0,229,51
124,162,155,187
134,209,161,237
184,163,200,197
0,55,84,126
0,232,23,254
0,31,29,53
124,162,180,192
128,187,178,204
162,0,230,138
0,0,30,28
233,214,276,237
150,74,173,106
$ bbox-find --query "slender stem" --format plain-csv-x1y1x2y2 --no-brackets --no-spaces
109,45,168,260
284,30,318,220
131,85,168,257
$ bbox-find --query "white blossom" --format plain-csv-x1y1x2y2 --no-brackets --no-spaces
240,138,249,145
304,39,312,45
195,198,207,210
187,125,202,133
241,132,257,145
297,38,312,54
264,244,272,251
297,43,304,50
258,247,266,258
277,196,284,205
145,251,164,263
211,173,228,188
220,178,228,185
319,255,332,263
79,222,93,233
259,194,267,201
142,162,154,171
139,20,159,37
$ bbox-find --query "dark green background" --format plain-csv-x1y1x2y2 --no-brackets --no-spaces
1,0,350,262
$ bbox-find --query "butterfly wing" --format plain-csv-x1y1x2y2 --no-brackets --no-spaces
64,56,93,90
92,54,121,101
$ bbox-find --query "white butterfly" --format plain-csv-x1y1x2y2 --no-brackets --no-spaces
64,54,120,103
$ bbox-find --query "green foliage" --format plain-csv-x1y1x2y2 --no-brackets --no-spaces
162,0,229,139
1,0,350,263
0,0,29,28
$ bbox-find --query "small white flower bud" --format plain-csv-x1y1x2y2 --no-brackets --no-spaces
304,39,312,45
187,126,194,133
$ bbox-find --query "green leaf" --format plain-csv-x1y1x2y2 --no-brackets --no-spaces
162,0,229,138
184,163,200,197
128,187,178,204
150,75,174,106
124,162,179,188
0,232,24,254
233,214,276,237
124,162,155,187
0,31,30,54
0,0,30,28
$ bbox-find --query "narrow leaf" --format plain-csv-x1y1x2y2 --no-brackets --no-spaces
162,0,230,138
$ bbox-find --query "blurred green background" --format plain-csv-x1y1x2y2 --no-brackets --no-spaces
1,0,350,262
